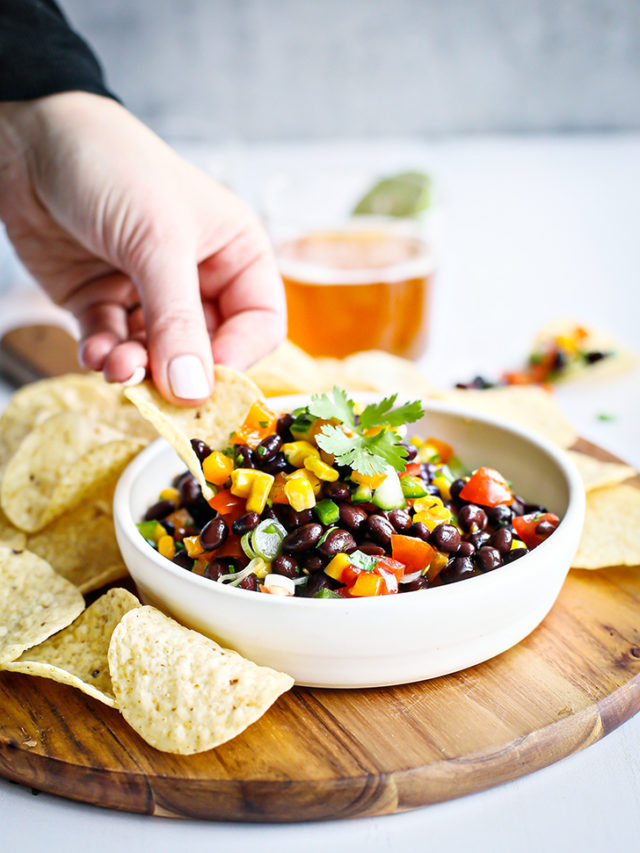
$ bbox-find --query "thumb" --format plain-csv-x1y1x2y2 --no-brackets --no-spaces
134,243,213,405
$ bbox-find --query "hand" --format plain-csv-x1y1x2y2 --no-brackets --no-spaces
0,93,285,404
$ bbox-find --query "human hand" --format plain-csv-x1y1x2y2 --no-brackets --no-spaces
0,93,285,404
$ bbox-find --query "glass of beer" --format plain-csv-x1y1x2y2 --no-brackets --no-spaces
263,171,437,360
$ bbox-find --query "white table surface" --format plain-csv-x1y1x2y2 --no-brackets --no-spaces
1,134,639,852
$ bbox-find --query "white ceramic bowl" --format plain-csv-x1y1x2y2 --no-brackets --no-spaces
114,396,585,688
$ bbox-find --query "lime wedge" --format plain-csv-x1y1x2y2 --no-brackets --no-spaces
353,171,432,218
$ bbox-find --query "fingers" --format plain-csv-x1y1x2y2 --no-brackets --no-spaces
212,308,285,369
134,243,214,405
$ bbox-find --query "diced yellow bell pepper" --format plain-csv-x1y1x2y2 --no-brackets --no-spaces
282,441,320,467
324,553,351,582
413,495,445,514
409,435,424,448
230,467,259,498
157,534,176,560
350,573,385,596
284,476,316,511
183,535,204,558
149,521,166,543
159,486,180,505
246,472,275,514
432,475,451,501
427,551,449,582
511,538,527,550
418,443,440,463
304,455,339,481
202,451,235,486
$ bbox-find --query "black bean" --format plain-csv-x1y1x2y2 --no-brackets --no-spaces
524,502,546,515
172,470,190,489
318,528,357,558
504,547,528,564
585,350,606,364
239,575,259,591
144,499,175,521
476,546,502,571
424,483,442,497
402,442,418,461
553,350,568,370
338,503,368,532
188,496,216,527
468,531,491,551
440,556,476,584
204,557,235,581
324,481,351,502
490,527,512,554
276,413,294,439
179,474,202,507
261,506,278,521
421,462,437,482
303,554,327,573
535,519,556,538
160,520,175,537
199,516,229,551
409,522,431,542
304,572,334,596
450,478,467,501
353,501,380,514
256,433,283,463
456,541,475,558
510,496,526,516
402,577,429,591
274,505,314,530
261,452,288,475
234,444,256,469
367,514,395,546
190,438,212,463
429,523,461,553
486,505,513,527
282,523,323,553
357,543,386,557
458,504,488,532
388,508,412,532
171,550,194,571
272,554,299,579
232,512,260,536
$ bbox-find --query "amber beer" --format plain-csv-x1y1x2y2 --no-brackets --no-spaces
277,223,434,359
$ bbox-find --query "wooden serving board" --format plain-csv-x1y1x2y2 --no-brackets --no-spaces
0,439,638,822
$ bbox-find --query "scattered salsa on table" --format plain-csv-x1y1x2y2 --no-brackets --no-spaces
138,389,560,598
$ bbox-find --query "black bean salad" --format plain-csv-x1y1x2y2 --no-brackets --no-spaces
138,389,561,598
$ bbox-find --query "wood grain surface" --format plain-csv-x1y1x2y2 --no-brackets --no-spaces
0,439,638,822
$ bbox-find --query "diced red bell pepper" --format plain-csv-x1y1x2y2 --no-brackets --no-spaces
390,535,435,575
401,462,422,478
376,554,409,582
512,512,559,549
375,566,399,594
459,467,513,507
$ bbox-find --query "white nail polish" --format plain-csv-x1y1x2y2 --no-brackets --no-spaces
168,355,211,399
121,366,147,387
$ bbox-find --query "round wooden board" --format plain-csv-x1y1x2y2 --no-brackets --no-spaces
0,439,639,822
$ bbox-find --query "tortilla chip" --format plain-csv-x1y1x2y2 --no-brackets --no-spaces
1,412,144,533
339,350,436,396
0,508,26,550
125,366,261,500
26,485,127,593
247,341,327,396
2,588,140,706
565,451,636,493
435,386,577,448
0,545,84,664
572,484,640,569
532,320,637,382
0,373,153,475
108,606,294,754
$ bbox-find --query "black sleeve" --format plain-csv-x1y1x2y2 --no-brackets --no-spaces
0,0,117,102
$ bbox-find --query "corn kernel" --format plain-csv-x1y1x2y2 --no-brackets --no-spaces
511,538,527,551
183,535,204,558
230,468,258,497
418,443,440,463
432,475,451,501
413,495,445,514
202,451,234,486
159,487,180,505
409,435,424,448
284,477,316,511
151,521,166,543
246,472,275,514
287,468,322,494
304,456,339,481
157,535,176,560
282,441,320,467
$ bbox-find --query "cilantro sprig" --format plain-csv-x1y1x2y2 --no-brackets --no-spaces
307,388,424,476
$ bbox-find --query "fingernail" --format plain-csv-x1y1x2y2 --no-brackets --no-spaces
168,355,211,400
121,366,147,387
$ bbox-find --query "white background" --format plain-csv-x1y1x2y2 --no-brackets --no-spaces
0,135,639,851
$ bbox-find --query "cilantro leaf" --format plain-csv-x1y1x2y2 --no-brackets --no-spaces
315,424,355,459
308,386,355,427
363,430,409,470
359,395,424,429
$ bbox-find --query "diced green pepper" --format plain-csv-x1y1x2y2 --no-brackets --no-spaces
400,475,429,499
290,409,317,441
313,588,342,599
314,499,340,526
136,520,161,547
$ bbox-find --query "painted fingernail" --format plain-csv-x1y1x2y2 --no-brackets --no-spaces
121,366,147,387
168,355,211,400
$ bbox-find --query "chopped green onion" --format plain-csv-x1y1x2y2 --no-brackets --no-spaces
314,499,340,526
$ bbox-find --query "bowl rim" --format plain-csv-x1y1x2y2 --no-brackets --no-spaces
114,396,585,610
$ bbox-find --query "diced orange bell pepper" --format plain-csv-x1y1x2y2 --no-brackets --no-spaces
243,400,278,434
390,535,435,575
207,489,246,515
459,467,513,507
375,555,407,582
349,573,385,597
269,472,289,504
183,535,205,558
350,470,386,488
425,437,453,464
202,451,234,486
